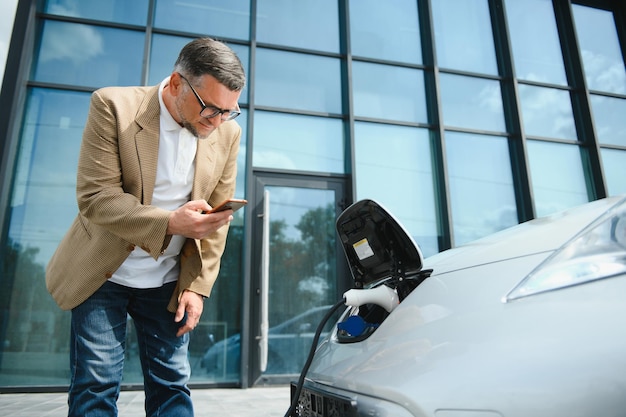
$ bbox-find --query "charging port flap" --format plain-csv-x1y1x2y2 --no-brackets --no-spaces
336,199,424,288
336,199,430,343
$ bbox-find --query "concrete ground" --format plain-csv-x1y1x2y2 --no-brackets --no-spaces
0,386,292,417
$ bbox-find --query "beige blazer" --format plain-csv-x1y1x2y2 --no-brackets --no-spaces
46,84,240,312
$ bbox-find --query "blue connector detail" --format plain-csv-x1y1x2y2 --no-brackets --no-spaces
337,315,379,337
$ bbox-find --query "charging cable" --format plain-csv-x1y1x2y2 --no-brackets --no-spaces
284,298,346,417
285,285,400,416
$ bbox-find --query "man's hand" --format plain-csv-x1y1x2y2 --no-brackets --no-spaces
167,199,233,239
175,289,205,337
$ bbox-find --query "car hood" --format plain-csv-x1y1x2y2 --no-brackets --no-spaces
423,196,623,275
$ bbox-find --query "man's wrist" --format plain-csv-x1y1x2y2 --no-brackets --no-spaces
185,289,207,300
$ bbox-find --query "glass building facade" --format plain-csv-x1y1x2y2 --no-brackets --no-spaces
0,0,624,391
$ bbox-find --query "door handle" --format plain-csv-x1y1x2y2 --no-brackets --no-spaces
259,189,270,372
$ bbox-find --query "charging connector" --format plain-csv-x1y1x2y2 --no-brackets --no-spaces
343,285,399,313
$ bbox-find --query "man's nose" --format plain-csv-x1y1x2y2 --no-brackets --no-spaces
207,116,224,128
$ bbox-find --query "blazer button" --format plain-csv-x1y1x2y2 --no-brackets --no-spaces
127,244,135,251
105,272,113,279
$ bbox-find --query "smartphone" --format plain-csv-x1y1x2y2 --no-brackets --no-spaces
208,198,248,213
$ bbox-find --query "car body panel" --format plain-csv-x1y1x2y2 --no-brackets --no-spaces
300,196,626,417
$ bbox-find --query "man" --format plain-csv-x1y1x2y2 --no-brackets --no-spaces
46,37,246,417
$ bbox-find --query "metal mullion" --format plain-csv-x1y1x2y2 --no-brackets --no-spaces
490,0,535,222
554,0,606,200
241,0,258,389
339,0,355,199
421,0,452,251
141,0,156,86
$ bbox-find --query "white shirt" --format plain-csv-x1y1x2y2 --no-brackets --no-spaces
109,77,198,288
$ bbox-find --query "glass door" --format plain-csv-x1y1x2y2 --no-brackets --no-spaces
248,173,349,385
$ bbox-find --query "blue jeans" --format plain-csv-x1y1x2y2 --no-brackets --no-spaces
69,281,193,417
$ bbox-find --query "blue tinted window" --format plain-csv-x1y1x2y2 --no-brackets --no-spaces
148,35,190,85
526,140,588,217
601,149,626,197
11,88,89,268
590,95,626,147
432,0,497,75
349,0,421,64
255,49,342,114
43,0,149,26
153,0,250,40
445,132,517,246
518,85,576,140
352,62,426,123
149,35,250,105
504,0,567,85
439,73,505,132
572,5,626,94
253,111,344,173
33,21,144,87
354,122,438,256
257,0,339,53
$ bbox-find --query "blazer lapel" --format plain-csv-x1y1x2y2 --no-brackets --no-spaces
192,135,217,200
134,86,161,205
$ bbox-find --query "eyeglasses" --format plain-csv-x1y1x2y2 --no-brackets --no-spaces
178,73,241,121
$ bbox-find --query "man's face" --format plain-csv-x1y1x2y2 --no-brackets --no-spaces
173,73,241,139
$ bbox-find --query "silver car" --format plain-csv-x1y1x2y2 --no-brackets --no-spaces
290,196,626,417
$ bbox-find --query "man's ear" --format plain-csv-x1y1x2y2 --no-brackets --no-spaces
170,72,184,96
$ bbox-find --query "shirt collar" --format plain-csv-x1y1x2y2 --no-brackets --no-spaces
159,76,183,132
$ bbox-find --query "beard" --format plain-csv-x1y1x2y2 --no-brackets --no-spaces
181,119,205,139
175,98,212,140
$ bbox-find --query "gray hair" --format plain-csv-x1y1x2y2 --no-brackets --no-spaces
174,37,246,92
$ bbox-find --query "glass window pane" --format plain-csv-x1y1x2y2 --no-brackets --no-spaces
527,140,588,217
601,148,626,197
354,122,438,256
445,132,518,246
253,111,344,173
148,34,250,105
33,21,144,87
261,186,339,376
432,0,497,75
148,35,190,85
193,225,244,383
43,0,149,26
255,49,342,114
518,85,576,140
352,62,427,123
153,0,250,40
257,0,339,53
572,5,626,94
349,0,422,64
590,95,626,147
504,0,567,85
440,73,505,132
11,89,89,252
1,88,90,386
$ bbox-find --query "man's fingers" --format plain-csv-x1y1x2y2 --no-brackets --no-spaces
176,315,199,337
174,303,185,323
175,290,204,336
176,324,192,337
